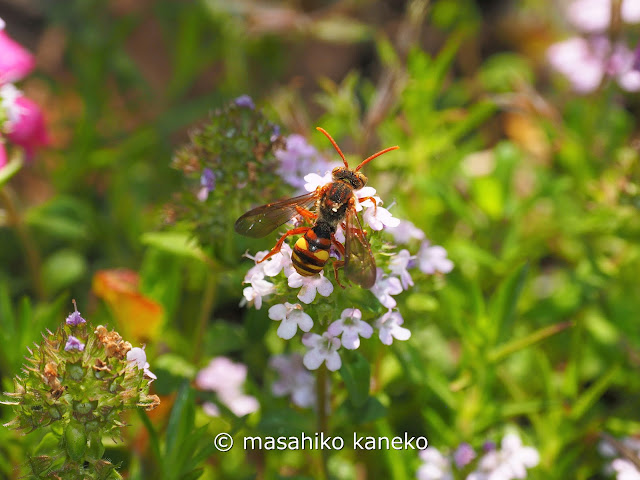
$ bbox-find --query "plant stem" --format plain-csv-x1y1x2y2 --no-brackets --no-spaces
0,186,45,299
316,364,329,480
193,270,217,363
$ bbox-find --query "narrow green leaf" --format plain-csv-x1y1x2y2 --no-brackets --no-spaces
570,365,621,420
488,321,573,363
489,263,529,343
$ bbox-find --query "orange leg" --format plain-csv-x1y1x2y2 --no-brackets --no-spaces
358,195,378,215
295,206,317,222
330,234,347,289
258,227,310,263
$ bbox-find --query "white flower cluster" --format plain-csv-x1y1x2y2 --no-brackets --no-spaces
241,171,454,373
600,436,640,480
418,433,540,480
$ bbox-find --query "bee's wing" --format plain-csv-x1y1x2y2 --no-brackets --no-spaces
234,191,318,238
344,208,376,289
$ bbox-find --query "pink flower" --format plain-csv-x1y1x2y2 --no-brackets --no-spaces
369,268,403,309
389,249,415,290
196,357,259,417
0,142,7,169
566,0,640,33
0,30,35,84
269,353,316,408
126,347,157,382
386,220,426,244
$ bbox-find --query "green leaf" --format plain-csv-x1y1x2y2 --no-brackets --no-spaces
141,231,205,261
489,263,529,343
488,321,573,364
41,249,88,294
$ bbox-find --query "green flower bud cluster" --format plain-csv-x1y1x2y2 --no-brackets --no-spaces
2,309,160,479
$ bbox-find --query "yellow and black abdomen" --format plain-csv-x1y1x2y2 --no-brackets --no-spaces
292,225,332,277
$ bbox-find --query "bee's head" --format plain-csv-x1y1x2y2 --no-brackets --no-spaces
332,167,367,190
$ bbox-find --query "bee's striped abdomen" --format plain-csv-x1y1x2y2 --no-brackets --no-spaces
292,226,331,277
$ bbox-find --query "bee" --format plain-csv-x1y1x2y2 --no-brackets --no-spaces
235,127,398,289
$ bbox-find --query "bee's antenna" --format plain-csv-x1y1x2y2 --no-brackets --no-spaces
316,127,349,168
355,145,399,171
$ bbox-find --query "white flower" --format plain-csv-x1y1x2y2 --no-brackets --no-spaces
362,204,401,231
417,447,454,480
262,243,295,277
566,0,640,33
304,171,333,192
126,347,157,382
269,354,316,408
268,302,314,339
242,273,276,310
0,83,24,127
302,332,342,371
470,432,540,480
196,357,259,417
417,242,453,275
376,309,411,345
370,268,403,309
327,308,373,350
611,459,640,480
389,249,415,289
288,271,334,304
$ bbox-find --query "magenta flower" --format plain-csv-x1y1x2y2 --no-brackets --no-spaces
1,86,49,159
302,332,341,371
327,308,373,350
0,142,6,169
0,29,36,84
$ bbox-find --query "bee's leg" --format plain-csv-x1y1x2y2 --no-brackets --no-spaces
357,196,378,215
258,227,310,263
295,206,317,221
330,234,347,289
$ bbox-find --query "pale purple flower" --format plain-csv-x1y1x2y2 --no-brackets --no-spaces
468,433,540,480
386,220,426,244
242,273,276,310
389,249,415,290
302,332,342,371
268,302,314,339
288,271,334,304
417,447,454,480
566,0,640,33
269,353,316,408
376,309,411,345
127,346,157,382
600,437,640,480
417,242,454,275
0,29,35,84
65,310,86,326
234,94,255,109
327,308,373,350
547,35,640,93
453,443,477,469
196,357,259,417
196,168,215,202
276,134,332,189
362,204,401,231
370,268,403,309
64,336,85,352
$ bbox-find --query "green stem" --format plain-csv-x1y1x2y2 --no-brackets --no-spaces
0,186,45,300
193,270,218,363
316,364,329,480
